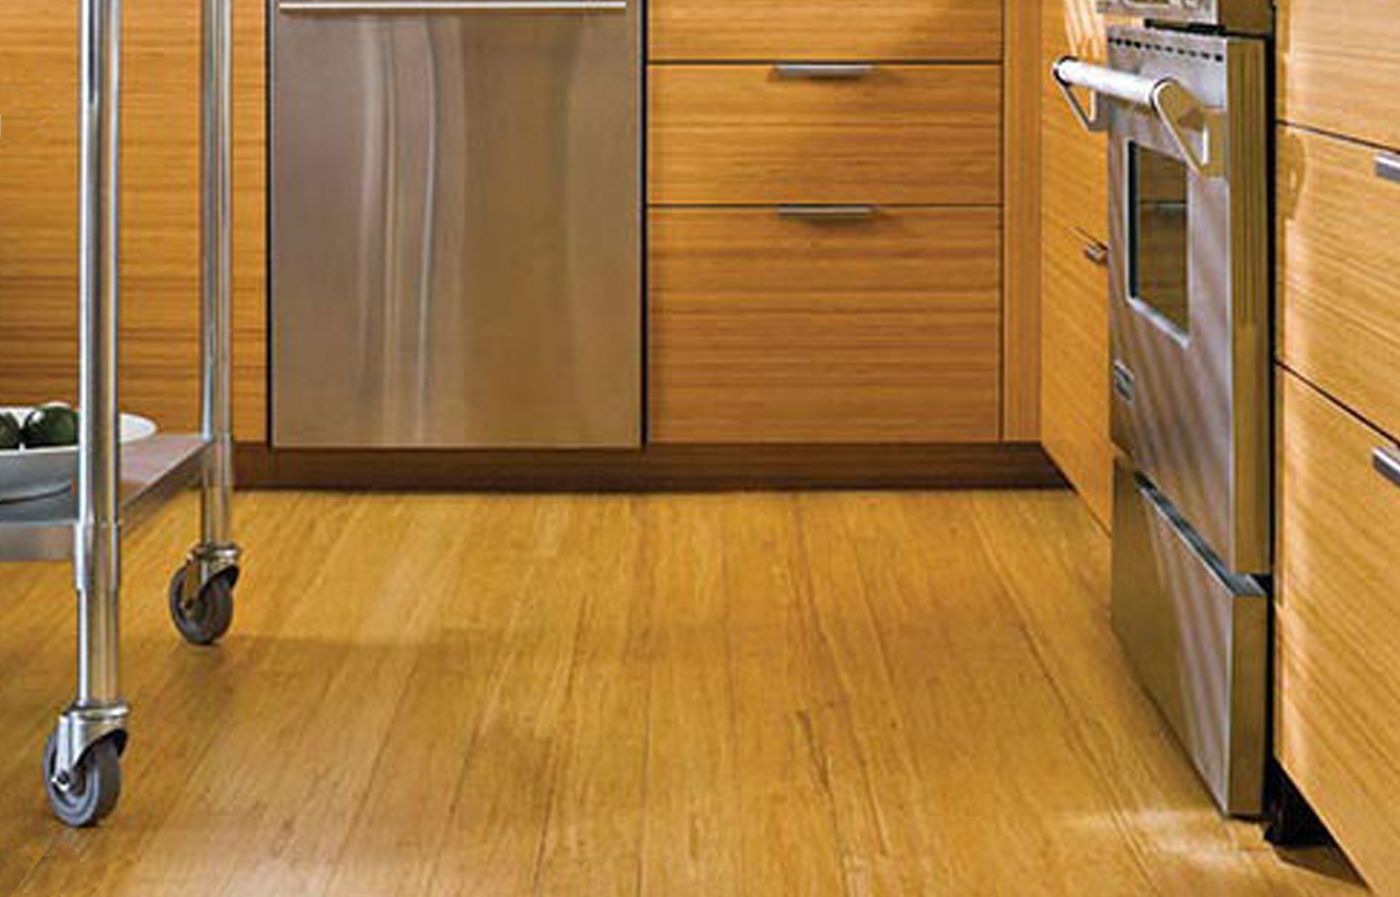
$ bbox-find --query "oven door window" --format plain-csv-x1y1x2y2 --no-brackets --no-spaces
1128,143,1190,338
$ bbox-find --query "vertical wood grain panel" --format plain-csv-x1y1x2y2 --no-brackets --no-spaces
0,0,266,442
1002,0,1041,440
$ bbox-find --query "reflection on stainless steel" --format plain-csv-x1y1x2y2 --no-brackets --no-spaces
1106,27,1269,576
271,0,640,448
1095,0,1273,34
1112,462,1267,816
1378,154,1400,186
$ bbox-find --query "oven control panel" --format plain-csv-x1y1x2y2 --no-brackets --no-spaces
1096,0,1273,34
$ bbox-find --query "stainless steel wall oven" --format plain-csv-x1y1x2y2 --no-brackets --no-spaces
1053,0,1273,816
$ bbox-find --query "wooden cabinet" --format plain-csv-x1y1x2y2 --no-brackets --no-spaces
1277,371,1400,897
1277,126,1400,440
648,65,1002,207
1277,0,1400,149
647,4,1008,445
1038,0,1111,526
0,1,267,441
649,207,1002,444
650,0,1003,63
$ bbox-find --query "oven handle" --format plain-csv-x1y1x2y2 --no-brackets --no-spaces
1052,57,1223,179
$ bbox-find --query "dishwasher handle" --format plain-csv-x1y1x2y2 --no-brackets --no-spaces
277,0,627,11
1052,56,1224,179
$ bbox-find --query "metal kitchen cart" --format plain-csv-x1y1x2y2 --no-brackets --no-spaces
0,0,243,826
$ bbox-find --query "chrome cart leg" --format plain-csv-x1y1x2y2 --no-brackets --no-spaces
169,0,241,646
47,0,127,828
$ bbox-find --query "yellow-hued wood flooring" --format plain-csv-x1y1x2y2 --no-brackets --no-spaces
0,491,1365,896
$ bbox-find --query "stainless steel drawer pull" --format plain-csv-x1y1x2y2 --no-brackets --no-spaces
1082,239,1109,267
778,205,878,222
1374,445,1400,489
277,1,626,12
1378,154,1400,186
773,64,875,81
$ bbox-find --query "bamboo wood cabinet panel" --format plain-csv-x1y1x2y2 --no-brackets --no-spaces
649,208,1002,444
1039,0,1111,524
1278,0,1400,149
1039,217,1112,527
0,0,267,441
1277,371,1400,897
1278,126,1400,441
649,0,1003,63
648,65,1002,207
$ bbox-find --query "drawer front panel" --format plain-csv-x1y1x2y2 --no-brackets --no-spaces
649,65,1001,206
1278,127,1400,438
649,0,1003,63
1278,371,1400,897
1040,217,1113,528
1278,0,1400,148
649,207,1002,444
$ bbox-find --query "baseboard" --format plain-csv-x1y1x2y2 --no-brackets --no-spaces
235,442,1066,492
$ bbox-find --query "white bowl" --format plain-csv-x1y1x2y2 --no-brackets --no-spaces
0,408,158,504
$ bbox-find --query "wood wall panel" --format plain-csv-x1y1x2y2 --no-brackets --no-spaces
648,64,1002,207
1277,371,1400,897
0,0,266,442
649,207,1002,445
649,0,1004,63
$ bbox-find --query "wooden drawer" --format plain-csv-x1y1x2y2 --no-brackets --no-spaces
1040,217,1113,528
1278,0,1400,148
648,65,1001,206
649,0,1002,63
1278,126,1400,439
649,207,1001,444
1277,370,1400,897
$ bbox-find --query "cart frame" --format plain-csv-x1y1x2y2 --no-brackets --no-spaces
0,0,243,826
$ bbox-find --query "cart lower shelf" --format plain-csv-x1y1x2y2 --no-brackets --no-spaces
0,435,211,562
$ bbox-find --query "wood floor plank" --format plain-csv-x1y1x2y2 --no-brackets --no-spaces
0,489,1366,897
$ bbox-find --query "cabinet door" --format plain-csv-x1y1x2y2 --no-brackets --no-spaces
649,207,1002,445
648,64,1001,207
1278,126,1400,440
1278,0,1400,149
1277,371,1400,897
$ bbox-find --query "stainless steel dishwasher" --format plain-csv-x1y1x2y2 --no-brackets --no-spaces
270,0,640,448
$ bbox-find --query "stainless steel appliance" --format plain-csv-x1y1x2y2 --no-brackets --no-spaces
271,0,641,448
1053,0,1272,815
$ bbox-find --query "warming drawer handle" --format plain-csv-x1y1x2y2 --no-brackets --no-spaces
1374,445,1400,490
778,205,878,222
1378,154,1400,186
773,63,876,81
277,0,627,12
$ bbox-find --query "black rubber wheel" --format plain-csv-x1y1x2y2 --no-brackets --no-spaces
168,567,235,646
43,733,121,827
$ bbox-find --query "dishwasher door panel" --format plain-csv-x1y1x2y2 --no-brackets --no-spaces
271,5,640,447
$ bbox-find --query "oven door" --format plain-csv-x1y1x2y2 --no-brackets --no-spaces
1105,28,1269,574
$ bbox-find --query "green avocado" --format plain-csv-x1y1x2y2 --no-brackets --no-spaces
22,404,79,448
0,412,20,450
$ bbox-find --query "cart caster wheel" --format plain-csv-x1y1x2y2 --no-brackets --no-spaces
168,567,235,646
43,733,121,827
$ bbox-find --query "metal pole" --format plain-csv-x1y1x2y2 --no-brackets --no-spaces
201,0,235,549
74,0,123,708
